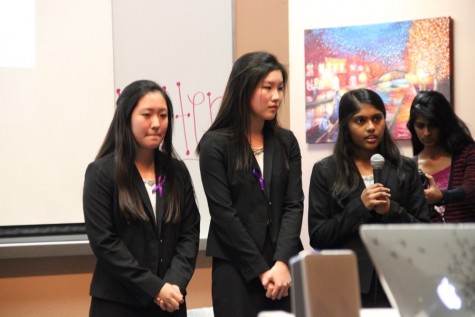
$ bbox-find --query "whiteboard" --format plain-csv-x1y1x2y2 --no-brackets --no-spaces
112,0,234,239
0,0,233,241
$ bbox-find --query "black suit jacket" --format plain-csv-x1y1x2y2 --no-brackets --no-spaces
83,153,200,307
199,128,304,282
308,155,430,292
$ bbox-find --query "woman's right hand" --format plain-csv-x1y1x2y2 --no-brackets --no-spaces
361,183,391,214
423,174,444,204
155,283,184,312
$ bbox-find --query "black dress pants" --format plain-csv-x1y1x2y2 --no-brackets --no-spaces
211,232,291,317
89,296,187,317
361,271,391,308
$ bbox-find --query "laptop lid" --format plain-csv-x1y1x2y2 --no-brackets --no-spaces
360,223,475,317
289,249,361,317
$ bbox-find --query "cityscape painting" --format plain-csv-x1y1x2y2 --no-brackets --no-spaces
305,17,452,143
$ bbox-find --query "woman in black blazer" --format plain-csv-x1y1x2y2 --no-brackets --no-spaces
83,80,200,317
308,88,430,308
197,52,304,317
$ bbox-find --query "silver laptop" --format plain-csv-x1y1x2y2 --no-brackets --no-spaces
289,249,361,317
360,223,475,317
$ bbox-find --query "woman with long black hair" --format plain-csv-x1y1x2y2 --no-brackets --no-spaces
197,52,304,317
407,90,475,223
308,88,430,307
83,80,200,316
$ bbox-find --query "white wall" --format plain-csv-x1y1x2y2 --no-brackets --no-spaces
289,0,475,249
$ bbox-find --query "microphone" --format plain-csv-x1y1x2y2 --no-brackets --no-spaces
370,153,385,184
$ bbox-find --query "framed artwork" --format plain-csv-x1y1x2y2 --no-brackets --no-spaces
305,17,452,143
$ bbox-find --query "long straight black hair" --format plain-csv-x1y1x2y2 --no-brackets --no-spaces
332,88,403,201
197,51,288,170
97,80,181,223
407,90,474,156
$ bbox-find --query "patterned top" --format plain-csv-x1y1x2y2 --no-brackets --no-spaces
426,144,475,223
431,165,450,221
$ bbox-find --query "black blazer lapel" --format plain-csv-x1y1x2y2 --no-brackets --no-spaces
132,166,157,229
155,185,166,235
263,132,275,200
381,163,391,186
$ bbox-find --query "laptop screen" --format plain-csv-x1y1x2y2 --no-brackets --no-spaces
360,223,475,317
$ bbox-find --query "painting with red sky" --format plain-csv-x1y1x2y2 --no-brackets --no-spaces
305,17,452,144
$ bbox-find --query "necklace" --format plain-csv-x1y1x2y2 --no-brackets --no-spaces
252,147,264,156
362,175,374,182
143,179,156,187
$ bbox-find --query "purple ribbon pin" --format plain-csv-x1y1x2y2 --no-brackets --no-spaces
152,175,166,198
252,167,265,191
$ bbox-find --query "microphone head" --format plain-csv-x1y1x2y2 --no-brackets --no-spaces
370,153,385,169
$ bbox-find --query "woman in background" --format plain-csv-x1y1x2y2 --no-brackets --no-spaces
407,90,475,222
83,80,200,316
197,52,304,317
308,88,430,307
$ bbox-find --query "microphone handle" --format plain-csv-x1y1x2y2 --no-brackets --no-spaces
373,168,382,184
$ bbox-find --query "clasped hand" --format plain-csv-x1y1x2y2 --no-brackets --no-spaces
155,283,184,312
259,260,291,300
361,183,391,214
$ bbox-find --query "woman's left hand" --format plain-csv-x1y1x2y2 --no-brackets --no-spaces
260,260,291,300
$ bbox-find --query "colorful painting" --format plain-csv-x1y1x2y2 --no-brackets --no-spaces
305,17,452,143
